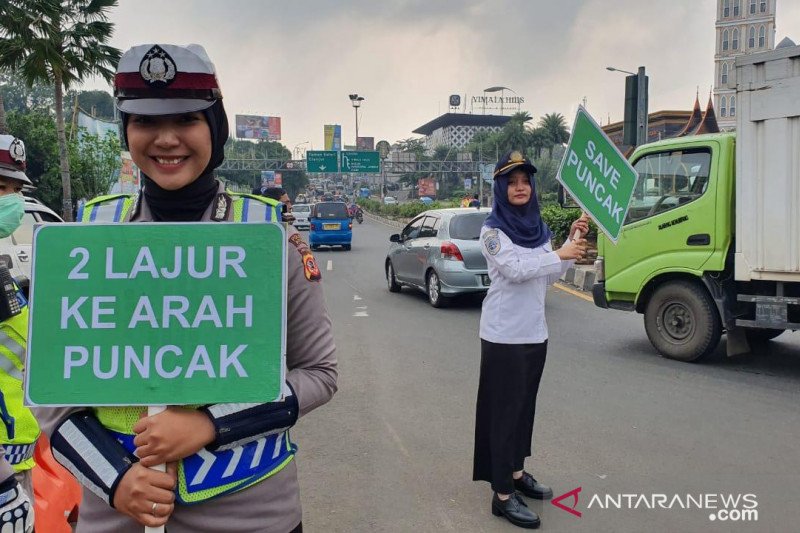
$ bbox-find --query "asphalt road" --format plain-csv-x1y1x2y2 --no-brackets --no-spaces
292,217,800,533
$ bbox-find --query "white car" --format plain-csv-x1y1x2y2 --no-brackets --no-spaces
383,196,398,205
292,203,312,230
0,197,63,291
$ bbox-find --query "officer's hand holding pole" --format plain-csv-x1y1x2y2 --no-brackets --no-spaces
133,406,216,466
112,461,177,529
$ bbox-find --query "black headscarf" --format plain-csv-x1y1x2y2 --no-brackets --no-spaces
122,100,229,221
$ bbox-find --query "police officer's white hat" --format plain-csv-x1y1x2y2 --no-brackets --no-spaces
0,134,32,185
114,43,223,116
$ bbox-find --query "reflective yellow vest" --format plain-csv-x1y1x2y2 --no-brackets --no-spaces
0,306,40,472
82,191,291,504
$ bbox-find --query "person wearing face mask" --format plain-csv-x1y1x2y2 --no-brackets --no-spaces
34,44,337,533
0,134,38,533
473,150,588,529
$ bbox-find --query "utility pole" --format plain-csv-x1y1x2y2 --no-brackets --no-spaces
636,66,648,147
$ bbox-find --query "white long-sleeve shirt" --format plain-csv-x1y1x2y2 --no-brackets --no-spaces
479,226,573,344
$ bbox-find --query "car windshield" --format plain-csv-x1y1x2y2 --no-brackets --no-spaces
293,204,311,213
449,212,490,240
315,202,348,218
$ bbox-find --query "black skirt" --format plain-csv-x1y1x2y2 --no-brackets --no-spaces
473,339,548,494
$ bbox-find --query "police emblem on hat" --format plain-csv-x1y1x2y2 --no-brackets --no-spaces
139,45,177,88
8,138,25,165
509,151,524,163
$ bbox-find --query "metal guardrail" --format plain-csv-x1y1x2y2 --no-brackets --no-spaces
217,158,488,175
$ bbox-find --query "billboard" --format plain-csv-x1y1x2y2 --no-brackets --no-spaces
324,124,342,151
418,177,437,197
356,137,374,150
236,115,282,141
260,171,275,186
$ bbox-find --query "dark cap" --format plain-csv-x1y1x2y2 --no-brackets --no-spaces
493,150,537,178
114,43,222,115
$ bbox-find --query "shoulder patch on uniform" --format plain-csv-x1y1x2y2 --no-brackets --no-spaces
483,229,501,256
211,193,232,221
289,233,321,282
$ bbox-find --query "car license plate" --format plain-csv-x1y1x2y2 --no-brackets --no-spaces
481,274,491,286
323,223,341,230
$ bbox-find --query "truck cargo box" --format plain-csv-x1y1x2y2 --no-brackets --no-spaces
735,43,800,282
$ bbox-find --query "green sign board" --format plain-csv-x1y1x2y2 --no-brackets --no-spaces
557,106,639,242
26,223,286,406
307,150,339,173
341,151,380,173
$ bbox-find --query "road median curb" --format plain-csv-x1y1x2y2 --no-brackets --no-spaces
560,265,596,292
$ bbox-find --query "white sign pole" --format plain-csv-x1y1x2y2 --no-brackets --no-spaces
144,404,166,533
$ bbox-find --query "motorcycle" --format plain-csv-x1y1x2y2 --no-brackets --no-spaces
355,210,363,224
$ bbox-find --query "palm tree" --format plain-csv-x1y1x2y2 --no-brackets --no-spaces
0,0,120,220
538,113,570,147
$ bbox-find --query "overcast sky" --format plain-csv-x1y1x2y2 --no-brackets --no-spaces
87,0,800,154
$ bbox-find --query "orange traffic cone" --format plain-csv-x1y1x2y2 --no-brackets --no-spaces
32,434,81,532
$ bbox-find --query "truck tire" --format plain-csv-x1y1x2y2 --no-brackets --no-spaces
744,328,784,343
644,280,721,362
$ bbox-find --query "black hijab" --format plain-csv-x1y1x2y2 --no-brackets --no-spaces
122,100,229,221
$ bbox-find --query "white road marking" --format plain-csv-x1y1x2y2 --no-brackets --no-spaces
353,295,362,301
382,419,410,459
353,311,369,317
326,260,333,271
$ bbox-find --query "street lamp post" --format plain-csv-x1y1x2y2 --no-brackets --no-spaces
293,141,310,160
348,94,365,147
348,94,365,190
606,65,648,147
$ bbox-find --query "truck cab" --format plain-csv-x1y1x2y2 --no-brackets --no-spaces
593,133,735,361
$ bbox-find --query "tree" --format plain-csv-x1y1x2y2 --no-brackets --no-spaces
538,113,570,147
6,109,120,212
0,0,121,221
68,89,115,120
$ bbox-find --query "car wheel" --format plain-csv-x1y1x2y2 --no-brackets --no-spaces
427,270,448,308
311,244,319,251
644,280,721,362
343,244,351,251
386,261,401,293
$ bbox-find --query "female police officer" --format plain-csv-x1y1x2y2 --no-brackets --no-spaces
0,134,37,533
34,43,337,533
473,150,587,529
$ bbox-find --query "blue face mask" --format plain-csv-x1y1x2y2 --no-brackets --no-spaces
0,194,24,238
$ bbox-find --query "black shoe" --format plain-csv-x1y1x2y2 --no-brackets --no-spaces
491,492,541,529
514,472,553,500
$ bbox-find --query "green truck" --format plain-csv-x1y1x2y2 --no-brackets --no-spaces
592,44,800,361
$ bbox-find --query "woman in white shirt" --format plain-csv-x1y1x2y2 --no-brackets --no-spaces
473,150,587,529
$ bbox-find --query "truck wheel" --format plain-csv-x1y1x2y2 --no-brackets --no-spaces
644,281,721,362
744,328,784,343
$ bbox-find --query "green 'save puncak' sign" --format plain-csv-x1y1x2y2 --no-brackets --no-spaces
557,106,639,242
25,223,286,406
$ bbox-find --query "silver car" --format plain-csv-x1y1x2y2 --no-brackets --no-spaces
292,203,311,230
385,207,492,307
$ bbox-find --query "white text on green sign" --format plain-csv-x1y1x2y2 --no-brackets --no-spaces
556,107,638,242
26,223,286,406
341,151,380,173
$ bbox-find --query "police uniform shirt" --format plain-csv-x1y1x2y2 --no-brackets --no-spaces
479,226,574,345
34,181,338,533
